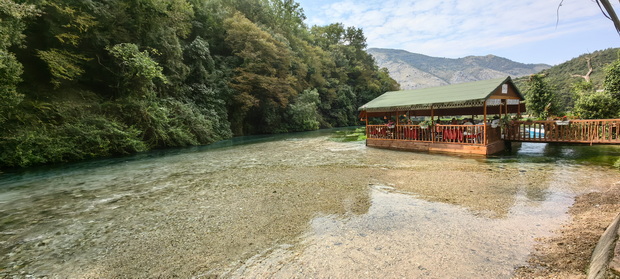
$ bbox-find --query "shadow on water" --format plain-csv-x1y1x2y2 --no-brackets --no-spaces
488,142,620,167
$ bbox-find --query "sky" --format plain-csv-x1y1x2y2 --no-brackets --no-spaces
294,0,620,65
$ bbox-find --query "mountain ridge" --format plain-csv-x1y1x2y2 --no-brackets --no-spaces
368,48,551,90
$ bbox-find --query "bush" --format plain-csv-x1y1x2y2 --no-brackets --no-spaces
108,97,228,148
287,89,321,132
0,50,25,124
574,91,619,119
0,116,147,168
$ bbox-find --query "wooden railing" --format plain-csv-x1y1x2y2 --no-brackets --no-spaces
367,125,433,141
366,124,502,145
504,119,620,143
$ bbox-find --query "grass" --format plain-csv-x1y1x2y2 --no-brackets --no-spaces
330,127,367,142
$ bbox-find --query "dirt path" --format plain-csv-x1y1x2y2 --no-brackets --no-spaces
514,179,620,278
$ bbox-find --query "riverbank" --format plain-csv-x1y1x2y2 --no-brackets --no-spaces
514,179,620,278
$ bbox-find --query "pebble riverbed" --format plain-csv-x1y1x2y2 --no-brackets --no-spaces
1,131,619,278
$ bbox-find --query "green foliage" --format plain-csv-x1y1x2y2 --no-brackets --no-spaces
107,43,168,97
525,74,559,119
570,80,594,95
0,50,24,124
614,158,620,170
286,89,320,131
572,50,620,119
37,49,90,87
603,52,620,100
1,0,398,168
108,97,226,148
570,50,620,119
184,36,215,83
0,1,38,125
45,2,97,46
330,127,367,142
573,91,619,119
224,12,297,134
0,116,146,168
514,48,619,112
0,0,40,49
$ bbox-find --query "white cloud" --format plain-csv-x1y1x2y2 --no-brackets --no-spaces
297,0,620,63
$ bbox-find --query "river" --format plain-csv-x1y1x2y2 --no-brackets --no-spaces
1,128,619,278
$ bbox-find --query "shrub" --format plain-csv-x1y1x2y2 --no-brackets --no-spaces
0,116,147,168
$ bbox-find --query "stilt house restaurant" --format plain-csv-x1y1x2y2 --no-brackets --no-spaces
358,76,525,155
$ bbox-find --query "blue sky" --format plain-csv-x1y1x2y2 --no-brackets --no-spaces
295,0,620,65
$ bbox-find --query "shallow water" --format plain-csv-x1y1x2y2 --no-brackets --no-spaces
1,129,619,278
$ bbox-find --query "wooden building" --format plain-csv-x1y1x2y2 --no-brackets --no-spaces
358,76,525,155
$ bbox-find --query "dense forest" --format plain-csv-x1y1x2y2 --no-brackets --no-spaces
0,0,399,168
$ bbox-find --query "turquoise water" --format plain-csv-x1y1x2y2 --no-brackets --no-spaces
1,129,619,278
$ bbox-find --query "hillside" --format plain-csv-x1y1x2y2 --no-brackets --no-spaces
368,48,551,90
513,47,620,110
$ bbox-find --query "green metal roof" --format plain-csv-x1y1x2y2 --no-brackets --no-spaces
359,76,522,112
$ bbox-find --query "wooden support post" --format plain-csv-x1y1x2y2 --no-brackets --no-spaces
396,110,399,125
483,100,488,145
430,105,435,143
499,101,503,117
365,111,369,138
395,110,400,140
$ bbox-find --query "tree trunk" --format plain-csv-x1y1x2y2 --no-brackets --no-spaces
571,56,593,83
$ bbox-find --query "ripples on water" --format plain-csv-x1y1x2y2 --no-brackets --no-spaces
1,128,619,278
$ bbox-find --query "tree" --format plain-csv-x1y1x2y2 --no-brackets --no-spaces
107,43,167,98
0,50,24,124
574,90,618,119
35,2,96,87
224,12,297,134
603,51,620,100
595,0,620,36
0,0,39,49
0,0,39,125
525,74,559,119
569,50,620,119
286,88,320,131
570,56,593,82
0,0,400,168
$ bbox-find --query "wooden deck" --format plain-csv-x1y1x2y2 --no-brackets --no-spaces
367,124,501,145
366,124,505,155
365,119,620,156
504,119,620,144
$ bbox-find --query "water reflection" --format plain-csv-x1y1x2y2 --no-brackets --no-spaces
499,142,620,165
0,130,619,278
230,185,573,278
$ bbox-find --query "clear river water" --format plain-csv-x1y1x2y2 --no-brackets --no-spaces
1,128,620,278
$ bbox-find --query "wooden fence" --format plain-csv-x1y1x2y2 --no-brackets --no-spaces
504,119,620,144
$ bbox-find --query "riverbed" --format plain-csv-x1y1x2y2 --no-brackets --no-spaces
1,129,619,278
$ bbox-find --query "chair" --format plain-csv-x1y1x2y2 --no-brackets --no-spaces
443,129,454,141
405,127,415,140
378,128,387,139
434,125,443,141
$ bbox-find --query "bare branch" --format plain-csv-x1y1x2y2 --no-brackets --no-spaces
596,0,620,36
570,56,593,83
556,0,564,29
